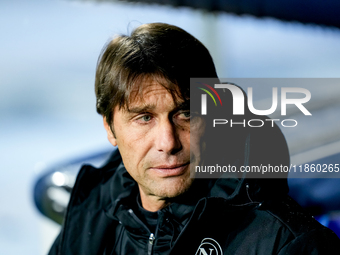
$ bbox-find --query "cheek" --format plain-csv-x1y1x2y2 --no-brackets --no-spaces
116,122,150,151
117,131,153,177
120,149,146,184
190,120,206,152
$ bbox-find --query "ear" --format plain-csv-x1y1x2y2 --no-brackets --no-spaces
103,117,117,147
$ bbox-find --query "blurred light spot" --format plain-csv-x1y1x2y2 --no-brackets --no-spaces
47,187,70,208
51,172,65,186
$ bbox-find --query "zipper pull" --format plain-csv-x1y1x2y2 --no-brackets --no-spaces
148,233,155,255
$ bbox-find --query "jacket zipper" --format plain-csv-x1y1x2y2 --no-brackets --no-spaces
127,209,158,255
148,233,155,255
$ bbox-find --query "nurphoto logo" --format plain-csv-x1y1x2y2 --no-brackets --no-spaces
198,82,312,128
197,82,223,115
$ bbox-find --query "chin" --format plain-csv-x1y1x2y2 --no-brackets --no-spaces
155,176,194,199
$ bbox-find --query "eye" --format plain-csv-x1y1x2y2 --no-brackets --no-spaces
141,115,152,122
177,111,191,121
182,111,191,118
136,114,153,123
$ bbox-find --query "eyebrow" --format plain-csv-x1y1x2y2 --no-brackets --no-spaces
126,100,190,114
126,105,156,114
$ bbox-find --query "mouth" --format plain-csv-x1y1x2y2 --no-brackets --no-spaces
150,162,190,177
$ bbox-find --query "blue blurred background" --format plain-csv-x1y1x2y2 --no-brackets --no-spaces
1,0,340,254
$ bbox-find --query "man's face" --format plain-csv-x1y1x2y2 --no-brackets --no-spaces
104,80,205,206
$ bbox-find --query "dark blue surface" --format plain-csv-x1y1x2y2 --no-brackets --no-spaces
289,152,340,213
124,0,340,29
289,151,340,237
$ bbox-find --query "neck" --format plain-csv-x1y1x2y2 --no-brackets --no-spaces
139,189,170,212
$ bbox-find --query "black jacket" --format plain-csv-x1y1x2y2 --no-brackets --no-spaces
48,122,340,255
48,157,340,254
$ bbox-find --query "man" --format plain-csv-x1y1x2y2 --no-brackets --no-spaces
49,23,340,254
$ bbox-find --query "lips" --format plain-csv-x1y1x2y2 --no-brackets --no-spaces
150,162,190,177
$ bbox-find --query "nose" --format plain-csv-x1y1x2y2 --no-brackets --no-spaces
155,118,182,154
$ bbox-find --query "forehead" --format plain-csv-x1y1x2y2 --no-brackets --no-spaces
127,78,183,108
